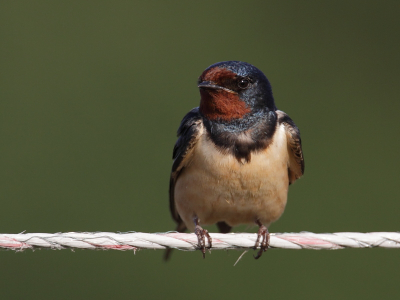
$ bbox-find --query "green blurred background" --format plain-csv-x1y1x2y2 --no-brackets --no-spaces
1,1,399,299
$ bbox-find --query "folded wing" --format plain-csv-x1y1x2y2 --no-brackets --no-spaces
169,107,203,229
276,110,305,184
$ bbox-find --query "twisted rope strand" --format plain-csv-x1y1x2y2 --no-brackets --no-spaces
1,232,399,252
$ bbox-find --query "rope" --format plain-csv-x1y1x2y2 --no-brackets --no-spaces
1,232,399,252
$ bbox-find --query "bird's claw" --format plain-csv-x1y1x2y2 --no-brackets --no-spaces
253,224,270,259
194,225,212,258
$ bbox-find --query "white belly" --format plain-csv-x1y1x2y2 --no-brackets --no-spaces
174,124,290,231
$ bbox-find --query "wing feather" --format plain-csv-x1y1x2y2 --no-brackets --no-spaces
169,107,203,225
276,110,305,184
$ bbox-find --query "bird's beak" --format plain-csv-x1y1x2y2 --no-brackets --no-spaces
198,81,237,94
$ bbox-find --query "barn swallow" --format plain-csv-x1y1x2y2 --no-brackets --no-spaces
165,61,304,260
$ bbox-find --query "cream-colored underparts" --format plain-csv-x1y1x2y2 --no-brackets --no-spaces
174,124,290,231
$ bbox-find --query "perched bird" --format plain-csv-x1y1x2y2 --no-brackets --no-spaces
166,61,304,260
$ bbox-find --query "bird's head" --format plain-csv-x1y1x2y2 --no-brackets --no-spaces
198,61,276,122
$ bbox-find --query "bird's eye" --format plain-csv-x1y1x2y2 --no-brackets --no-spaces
238,78,250,89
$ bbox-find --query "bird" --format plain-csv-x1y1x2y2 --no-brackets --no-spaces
165,61,304,260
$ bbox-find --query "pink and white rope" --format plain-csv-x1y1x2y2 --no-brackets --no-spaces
0,232,399,252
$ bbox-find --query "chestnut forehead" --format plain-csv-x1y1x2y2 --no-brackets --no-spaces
200,67,237,82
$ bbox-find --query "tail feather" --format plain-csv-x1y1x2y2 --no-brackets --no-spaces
216,221,232,233
164,222,187,261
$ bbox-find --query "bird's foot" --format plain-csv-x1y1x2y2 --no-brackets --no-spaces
253,222,269,259
194,224,212,258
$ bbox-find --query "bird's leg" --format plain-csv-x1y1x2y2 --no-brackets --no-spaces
253,219,270,259
193,216,212,258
